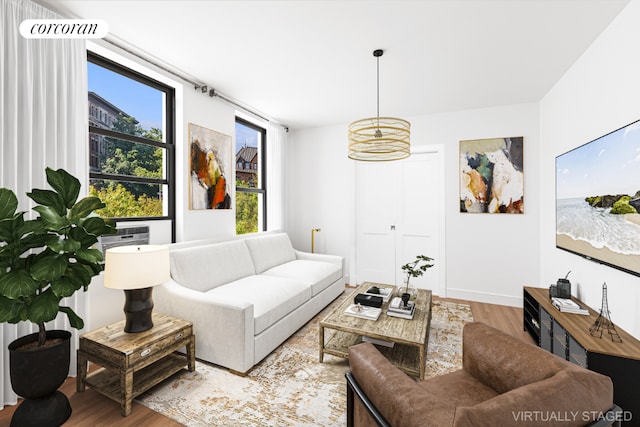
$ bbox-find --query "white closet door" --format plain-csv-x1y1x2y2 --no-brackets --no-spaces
355,147,445,295
355,160,398,285
396,152,442,293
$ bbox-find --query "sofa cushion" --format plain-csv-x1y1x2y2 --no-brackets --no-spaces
207,275,311,335
261,260,342,296
244,233,296,274
169,240,256,292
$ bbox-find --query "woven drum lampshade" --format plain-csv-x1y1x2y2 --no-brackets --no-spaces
348,49,410,162
348,116,410,161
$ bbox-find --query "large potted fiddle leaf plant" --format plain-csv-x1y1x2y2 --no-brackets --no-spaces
0,168,115,427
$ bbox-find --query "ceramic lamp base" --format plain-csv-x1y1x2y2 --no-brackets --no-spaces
123,287,154,333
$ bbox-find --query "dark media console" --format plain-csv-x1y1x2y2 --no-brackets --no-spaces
524,287,640,426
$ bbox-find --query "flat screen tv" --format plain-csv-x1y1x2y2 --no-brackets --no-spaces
556,119,640,277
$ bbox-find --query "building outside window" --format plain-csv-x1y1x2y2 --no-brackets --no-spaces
235,117,266,234
87,51,175,235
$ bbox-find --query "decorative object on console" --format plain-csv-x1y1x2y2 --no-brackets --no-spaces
104,245,170,333
188,123,232,210
400,254,434,298
348,49,410,162
589,283,622,343
460,137,524,213
549,270,572,298
556,118,640,277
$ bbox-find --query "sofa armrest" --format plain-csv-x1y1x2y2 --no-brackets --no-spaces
346,372,390,427
348,342,427,427
453,369,614,427
294,249,344,272
154,279,255,373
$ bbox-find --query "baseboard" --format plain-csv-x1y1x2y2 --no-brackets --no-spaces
445,288,522,308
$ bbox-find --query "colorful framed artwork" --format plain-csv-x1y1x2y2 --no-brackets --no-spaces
459,137,524,214
189,123,232,210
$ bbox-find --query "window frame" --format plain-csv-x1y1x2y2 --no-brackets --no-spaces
235,116,267,233
87,51,176,241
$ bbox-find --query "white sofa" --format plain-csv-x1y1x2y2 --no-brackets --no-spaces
154,232,345,373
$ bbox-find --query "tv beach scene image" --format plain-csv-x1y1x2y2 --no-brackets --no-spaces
556,120,640,274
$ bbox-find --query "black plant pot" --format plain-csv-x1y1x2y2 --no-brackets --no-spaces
8,330,72,427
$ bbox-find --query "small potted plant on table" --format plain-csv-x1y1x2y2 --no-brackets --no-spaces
399,255,434,304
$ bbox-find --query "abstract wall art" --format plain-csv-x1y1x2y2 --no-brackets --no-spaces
189,123,232,210
460,137,524,214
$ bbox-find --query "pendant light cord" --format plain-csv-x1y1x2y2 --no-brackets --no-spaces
373,49,383,134
376,54,380,122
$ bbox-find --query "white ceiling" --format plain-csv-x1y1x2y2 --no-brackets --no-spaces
37,0,629,129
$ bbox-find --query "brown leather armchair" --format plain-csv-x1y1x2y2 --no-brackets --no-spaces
346,322,622,427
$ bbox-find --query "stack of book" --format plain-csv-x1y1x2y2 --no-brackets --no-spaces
344,303,382,320
387,297,415,320
551,297,589,315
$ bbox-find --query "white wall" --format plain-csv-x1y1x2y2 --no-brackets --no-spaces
288,102,540,305
540,1,640,338
178,89,236,242
287,124,355,283
415,103,540,306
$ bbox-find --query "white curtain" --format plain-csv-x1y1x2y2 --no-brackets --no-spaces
266,123,287,232
1,0,88,408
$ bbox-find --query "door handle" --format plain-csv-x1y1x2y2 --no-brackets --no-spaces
390,225,396,231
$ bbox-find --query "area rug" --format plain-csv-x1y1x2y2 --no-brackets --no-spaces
137,297,473,426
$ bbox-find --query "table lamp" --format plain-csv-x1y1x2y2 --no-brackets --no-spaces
104,245,170,333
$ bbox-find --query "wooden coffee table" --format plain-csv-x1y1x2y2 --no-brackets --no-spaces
319,282,432,379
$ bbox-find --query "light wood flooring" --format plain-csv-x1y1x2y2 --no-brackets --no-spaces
0,295,530,426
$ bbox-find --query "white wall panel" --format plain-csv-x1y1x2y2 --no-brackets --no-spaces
540,1,640,338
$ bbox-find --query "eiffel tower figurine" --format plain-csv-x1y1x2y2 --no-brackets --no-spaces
589,283,622,343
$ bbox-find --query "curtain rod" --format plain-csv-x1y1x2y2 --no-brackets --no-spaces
31,0,287,129
103,35,288,130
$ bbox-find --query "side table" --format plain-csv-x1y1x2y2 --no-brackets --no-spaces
77,313,195,416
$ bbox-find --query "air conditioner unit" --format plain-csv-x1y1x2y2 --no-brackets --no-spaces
98,226,150,256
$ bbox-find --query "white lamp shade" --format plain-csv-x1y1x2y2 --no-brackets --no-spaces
104,245,170,290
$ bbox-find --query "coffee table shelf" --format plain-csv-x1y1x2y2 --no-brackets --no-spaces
320,282,431,379
323,330,423,377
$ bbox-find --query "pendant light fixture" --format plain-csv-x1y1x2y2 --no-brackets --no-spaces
348,49,410,161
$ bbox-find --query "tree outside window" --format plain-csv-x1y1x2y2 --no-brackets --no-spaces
87,52,175,227
235,118,266,234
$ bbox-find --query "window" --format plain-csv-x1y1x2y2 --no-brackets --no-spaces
87,52,175,235
235,117,266,234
